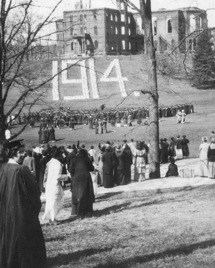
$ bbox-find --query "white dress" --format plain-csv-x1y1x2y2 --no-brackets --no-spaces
42,158,66,222
197,142,210,177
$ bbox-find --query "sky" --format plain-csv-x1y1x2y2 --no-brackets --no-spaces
38,0,215,27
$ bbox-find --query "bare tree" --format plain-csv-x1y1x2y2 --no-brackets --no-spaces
0,0,63,140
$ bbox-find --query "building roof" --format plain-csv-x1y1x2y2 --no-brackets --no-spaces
153,7,206,13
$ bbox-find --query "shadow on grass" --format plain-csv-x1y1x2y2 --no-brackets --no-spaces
55,138,65,142
93,238,215,268
47,247,113,267
93,202,131,217
46,235,66,242
96,191,124,202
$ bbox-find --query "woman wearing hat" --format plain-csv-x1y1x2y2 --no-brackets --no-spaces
197,137,210,177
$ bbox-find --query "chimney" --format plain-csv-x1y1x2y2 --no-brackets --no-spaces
116,0,121,11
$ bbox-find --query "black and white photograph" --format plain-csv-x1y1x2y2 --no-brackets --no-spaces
1,0,215,267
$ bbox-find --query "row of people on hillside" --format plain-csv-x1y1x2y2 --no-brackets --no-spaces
7,103,194,127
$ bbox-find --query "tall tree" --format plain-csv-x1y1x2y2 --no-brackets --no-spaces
0,0,63,141
139,0,160,178
192,29,215,89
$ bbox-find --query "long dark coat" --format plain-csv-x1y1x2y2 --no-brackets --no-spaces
70,150,95,216
102,149,115,188
181,138,189,157
114,150,126,185
0,163,46,268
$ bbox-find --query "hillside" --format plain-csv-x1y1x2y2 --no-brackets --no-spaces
5,54,194,112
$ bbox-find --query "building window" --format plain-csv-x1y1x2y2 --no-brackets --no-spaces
84,14,87,22
193,38,196,50
128,28,131,35
84,27,87,33
94,40,98,49
122,40,125,50
71,42,74,50
80,26,83,34
129,42,131,50
153,20,157,35
70,27,73,35
121,26,125,35
128,16,131,24
110,14,113,21
94,26,98,35
167,19,172,33
190,14,196,32
121,14,125,22
199,17,203,29
93,11,97,20
80,14,83,22
115,14,118,22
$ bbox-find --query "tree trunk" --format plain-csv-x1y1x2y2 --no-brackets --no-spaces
140,0,160,178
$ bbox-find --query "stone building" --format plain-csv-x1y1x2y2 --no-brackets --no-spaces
149,7,207,53
55,7,144,57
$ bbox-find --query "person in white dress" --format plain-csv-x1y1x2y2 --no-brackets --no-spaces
197,137,210,177
133,143,146,182
42,147,68,223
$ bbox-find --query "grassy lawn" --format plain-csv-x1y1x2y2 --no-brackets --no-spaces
42,185,215,268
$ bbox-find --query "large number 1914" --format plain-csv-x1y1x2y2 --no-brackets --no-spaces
52,58,130,101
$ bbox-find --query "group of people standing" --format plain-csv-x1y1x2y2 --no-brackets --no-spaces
159,135,190,163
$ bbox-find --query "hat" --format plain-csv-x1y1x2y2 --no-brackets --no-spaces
33,147,41,154
7,139,24,150
202,136,208,142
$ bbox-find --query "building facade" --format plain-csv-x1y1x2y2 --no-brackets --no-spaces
55,7,144,57
56,6,208,57
149,7,208,53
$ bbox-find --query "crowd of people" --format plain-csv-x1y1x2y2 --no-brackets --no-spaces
2,128,215,267
7,103,194,129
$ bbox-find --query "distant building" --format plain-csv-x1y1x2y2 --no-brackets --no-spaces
55,7,144,57
135,7,208,53
55,5,208,57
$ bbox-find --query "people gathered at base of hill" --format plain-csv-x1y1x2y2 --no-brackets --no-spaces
6,103,195,130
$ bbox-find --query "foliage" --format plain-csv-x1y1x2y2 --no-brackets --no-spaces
191,29,215,89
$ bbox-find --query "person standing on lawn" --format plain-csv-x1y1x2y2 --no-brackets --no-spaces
181,135,190,158
207,139,215,179
69,148,95,216
197,137,210,177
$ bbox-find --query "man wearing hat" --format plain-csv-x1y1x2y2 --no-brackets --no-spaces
0,141,46,267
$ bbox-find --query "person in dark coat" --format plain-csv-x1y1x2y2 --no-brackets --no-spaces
181,135,189,158
0,142,46,268
166,157,179,177
48,125,55,142
114,145,126,185
160,138,169,163
102,144,115,188
122,141,133,183
169,137,176,158
69,149,95,216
